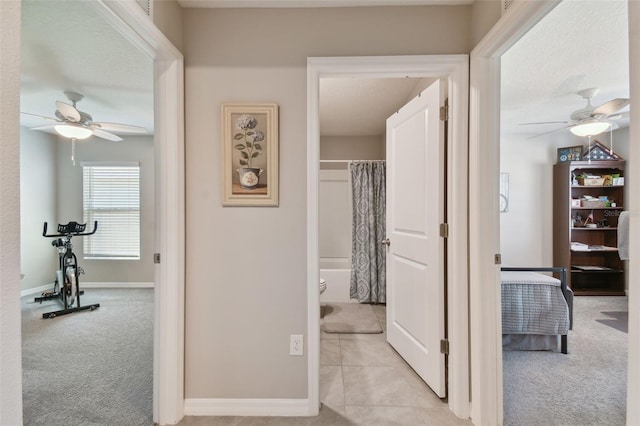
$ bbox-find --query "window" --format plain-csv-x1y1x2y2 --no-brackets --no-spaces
82,162,140,259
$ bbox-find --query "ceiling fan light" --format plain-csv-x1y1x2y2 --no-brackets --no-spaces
570,121,611,137
54,124,93,140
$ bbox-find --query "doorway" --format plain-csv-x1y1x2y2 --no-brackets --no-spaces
317,76,440,417
20,3,156,420
307,55,470,418
469,1,639,424
499,1,629,424
1,1,185,425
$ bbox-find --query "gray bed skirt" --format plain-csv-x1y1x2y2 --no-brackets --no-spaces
501,267,573,353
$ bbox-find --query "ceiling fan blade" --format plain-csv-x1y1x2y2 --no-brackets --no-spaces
56,101,81,122
92,122,147,134
520,121,570,126
527,125,572,139
606,111,630,120
20,112,59,122
592,98,630,116
93,129,123,142
30,124,57,131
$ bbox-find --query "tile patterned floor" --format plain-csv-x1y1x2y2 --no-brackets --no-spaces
178,304,471,426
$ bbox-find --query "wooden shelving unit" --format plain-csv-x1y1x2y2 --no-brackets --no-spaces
553,160,626,295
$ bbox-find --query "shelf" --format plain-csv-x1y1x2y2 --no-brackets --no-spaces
572,289,626,296
554,160,626,296
571,207,623,210
571,227,617,231
571,266,622,273
571,185,624,189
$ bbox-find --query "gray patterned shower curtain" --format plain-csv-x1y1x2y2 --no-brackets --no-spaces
349,161,386,303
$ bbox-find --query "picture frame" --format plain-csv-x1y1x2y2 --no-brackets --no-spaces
557,145,583,163
221,103,279,206
499,172,509,213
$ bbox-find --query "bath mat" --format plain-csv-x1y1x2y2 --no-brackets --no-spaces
321,303,383,334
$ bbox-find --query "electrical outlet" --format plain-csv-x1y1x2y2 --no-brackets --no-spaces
290,334,304,356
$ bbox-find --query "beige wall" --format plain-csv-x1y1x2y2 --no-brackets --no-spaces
153,0,184,52
320,135,385,161
20,128,58,291
18,130,155,289
470,0,502,48
184,6,470,400
499,130,630,269
319,135,385,260
55,135,155,283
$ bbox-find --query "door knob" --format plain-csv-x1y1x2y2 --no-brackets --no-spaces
380,238,390,246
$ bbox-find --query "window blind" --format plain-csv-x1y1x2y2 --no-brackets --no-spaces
82,163,140,259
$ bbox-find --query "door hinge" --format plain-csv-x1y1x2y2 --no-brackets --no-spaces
439,223,449,238
495,253,502,265
154,253,161,264
440,339,449,355
439,105,449,121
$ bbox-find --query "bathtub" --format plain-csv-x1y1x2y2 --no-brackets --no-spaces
319,257,355,303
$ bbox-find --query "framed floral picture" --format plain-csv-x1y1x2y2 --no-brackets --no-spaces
221,103,279,206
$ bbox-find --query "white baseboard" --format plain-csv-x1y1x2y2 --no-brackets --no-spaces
82,282,155,289
20,282,154,297
184,398,313,417
21,284,55,298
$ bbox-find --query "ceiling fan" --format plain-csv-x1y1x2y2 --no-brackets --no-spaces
21,91,147,142
521,88,630,139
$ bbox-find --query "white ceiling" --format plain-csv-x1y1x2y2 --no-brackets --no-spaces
320,78,433,136
322,1,630,139
177,0,473,8
501,0,629,139
20,0,154,136
19,0,629,142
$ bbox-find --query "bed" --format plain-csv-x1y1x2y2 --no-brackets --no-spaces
501,267,573,354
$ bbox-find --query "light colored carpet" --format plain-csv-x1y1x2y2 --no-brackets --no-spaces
321,303,383,334
596,311,628,333
503,296,627,426
22,288,153,426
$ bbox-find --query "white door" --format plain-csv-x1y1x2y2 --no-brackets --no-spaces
385,79,446,397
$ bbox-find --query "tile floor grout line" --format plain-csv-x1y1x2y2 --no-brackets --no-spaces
315,304,470,425
338,333,348,410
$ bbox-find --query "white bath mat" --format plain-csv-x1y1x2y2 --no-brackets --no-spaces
321,303,383,334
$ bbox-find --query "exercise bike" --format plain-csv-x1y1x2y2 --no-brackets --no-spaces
35,221,100,319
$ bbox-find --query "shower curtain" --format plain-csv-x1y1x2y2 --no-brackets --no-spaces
349,161,386,303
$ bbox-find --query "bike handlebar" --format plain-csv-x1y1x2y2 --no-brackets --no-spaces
43,221,98,238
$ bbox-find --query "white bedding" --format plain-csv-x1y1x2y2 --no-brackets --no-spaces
501,271,570,336
501,270,561,287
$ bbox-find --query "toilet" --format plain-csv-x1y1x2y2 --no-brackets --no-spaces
320,279,327,318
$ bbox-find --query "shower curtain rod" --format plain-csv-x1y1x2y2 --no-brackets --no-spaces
319,160,386,163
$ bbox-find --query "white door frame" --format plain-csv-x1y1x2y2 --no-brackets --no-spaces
469,1,640,425
307,55,469,418
468,2,562,423
0,2,23,424
1,1,184,424
626,4,640,424
79,2,186,425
